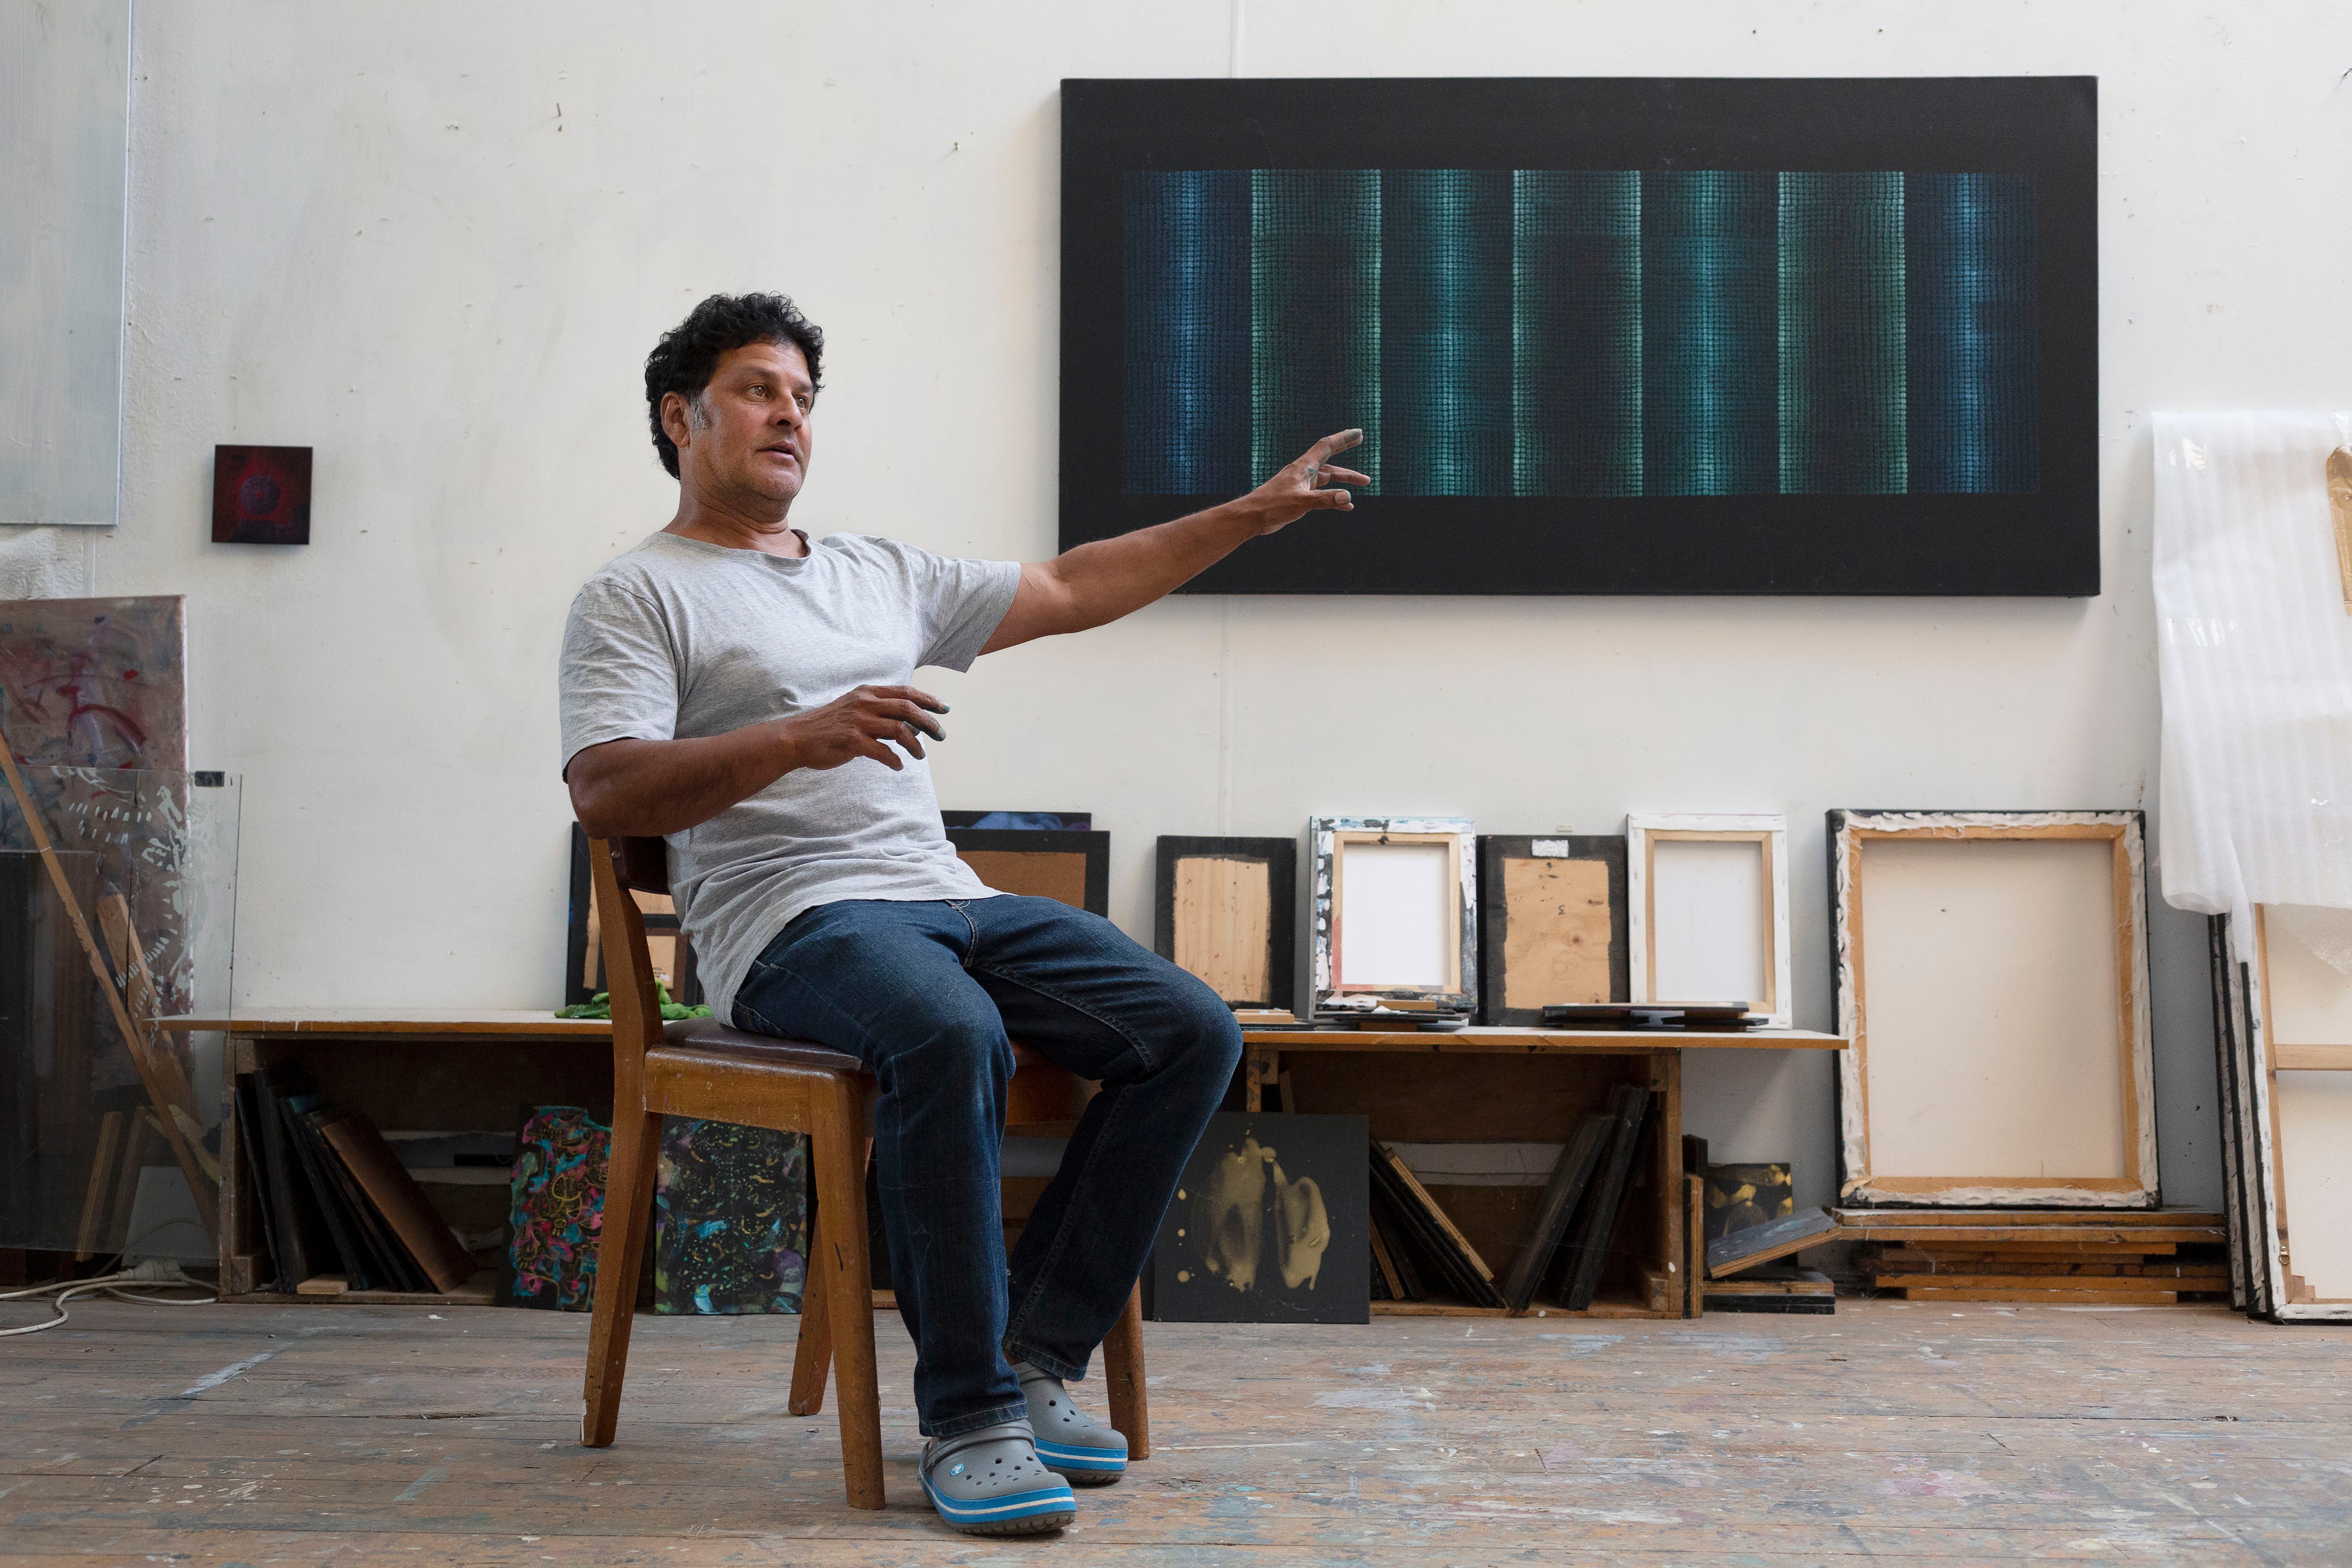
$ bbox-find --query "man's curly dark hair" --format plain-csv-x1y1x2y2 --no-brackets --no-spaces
644,293,825,478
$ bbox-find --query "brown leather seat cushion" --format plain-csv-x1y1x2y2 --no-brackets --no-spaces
661,1018,1062,1077
661,1016,864,1074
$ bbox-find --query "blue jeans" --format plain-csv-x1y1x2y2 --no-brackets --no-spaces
732,895,1243,1437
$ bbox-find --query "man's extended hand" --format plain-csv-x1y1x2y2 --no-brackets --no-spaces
782,684,948,773
1243,429,1368,534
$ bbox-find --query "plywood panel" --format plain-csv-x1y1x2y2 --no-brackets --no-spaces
1860,837,2126,1181
1501,857,1612,1010
2277,1070,2352,1301
957,849,1089,910
2267,917,2352,1046
1338,841,1450,989
1650,839,1767,1004
1172,856,1271,1003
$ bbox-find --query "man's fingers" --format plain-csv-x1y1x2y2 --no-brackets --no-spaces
1317,488,1355,510
857,736,906,771
870,684,949,715
1306,428,1364,463
1315,465,1370,488
885,700,946,741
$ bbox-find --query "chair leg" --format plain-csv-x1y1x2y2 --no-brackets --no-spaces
811,1076,885,1509
1102,1281,1150,1460
581,1106,662,1448
786,1197,835,1417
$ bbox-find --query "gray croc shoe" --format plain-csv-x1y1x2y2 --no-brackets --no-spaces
919,1418,1076,1535
1016,1361,1128,1485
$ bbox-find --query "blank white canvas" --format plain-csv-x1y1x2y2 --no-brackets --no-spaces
2268,917,2352,1044
1860,838,2127,1180
1650,839,1766,1004
2278,1071,2352,1300
1338,841,1449,988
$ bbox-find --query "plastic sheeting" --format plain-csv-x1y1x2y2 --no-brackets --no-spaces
2154,412,2352,956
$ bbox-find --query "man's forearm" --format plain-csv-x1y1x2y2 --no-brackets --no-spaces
567,727,794,840
1043,498,1267,635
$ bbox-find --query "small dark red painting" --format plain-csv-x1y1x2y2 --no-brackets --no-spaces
211,445,312,544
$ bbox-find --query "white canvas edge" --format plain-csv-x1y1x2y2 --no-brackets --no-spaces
1832,810,2160,1209
1307,816,1477,1009
1625,811,1792,1029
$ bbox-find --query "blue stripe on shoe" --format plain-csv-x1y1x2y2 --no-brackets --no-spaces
921,1473,1077,1522
1034,1440,1126,1471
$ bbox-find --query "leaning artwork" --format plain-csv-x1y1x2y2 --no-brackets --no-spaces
1150,1112,1369,1325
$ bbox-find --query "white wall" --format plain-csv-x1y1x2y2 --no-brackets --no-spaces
94,0,2352,1210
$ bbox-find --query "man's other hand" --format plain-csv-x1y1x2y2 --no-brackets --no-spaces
782,684,949,773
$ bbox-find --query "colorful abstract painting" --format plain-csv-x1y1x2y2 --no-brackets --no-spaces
503,1106,610,1312
653,1117,808,1315
0,596,186,770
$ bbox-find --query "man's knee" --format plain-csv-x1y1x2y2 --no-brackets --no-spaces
1160,965,1245,1081
875,988,1016,1091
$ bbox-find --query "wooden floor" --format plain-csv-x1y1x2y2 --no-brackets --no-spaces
3,1297,2347,1564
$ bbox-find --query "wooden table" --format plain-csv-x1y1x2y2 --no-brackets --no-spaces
1241,1026,1844,1321
160,1009,618,1304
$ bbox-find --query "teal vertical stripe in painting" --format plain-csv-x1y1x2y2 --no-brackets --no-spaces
1906,173,2037,493
1381,170,1512,496
1512,171,1641,497
1252,170,1382,490
1640,171,1778,496
1123,171,1252,494
1777,172,1907,495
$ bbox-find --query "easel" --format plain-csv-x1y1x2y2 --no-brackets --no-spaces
0,723,218,1239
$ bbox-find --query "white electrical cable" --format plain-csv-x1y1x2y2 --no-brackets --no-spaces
0,1262,216,1338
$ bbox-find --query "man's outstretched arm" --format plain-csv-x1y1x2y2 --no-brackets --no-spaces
980,429,1364,654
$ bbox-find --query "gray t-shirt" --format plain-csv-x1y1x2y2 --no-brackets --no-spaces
558,530,1022,1025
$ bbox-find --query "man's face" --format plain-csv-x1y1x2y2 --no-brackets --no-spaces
665,339,815,507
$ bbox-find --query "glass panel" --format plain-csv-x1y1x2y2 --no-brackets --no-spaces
0,765,240,1256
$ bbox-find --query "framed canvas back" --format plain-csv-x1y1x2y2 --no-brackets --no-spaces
1626,814,1791,1028
1476,835,1628,1024
1309,817,1476,1012
1831,810,2156,1209
945,827,1110,915
1155,836,1297,1010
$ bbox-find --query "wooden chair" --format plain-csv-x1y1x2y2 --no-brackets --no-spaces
577,835,1151,1509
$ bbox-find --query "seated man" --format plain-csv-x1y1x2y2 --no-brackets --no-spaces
559,293,1362,1537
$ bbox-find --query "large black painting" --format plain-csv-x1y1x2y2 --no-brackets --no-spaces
1060,77,2098,596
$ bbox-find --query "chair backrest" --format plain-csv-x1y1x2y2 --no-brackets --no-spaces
617,837,670,899
586,835,666,1058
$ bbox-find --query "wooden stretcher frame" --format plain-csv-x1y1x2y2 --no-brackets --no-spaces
1309,816,1477,1011
1153,835,1297,1010
1831,810,2158,1209
2238,904,2352,1321
1625,813,1792,1030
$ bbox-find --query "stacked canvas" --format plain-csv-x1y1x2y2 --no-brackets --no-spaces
2210,909,2352,1321
2153,413,2352,1323
233,1065,478,1297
